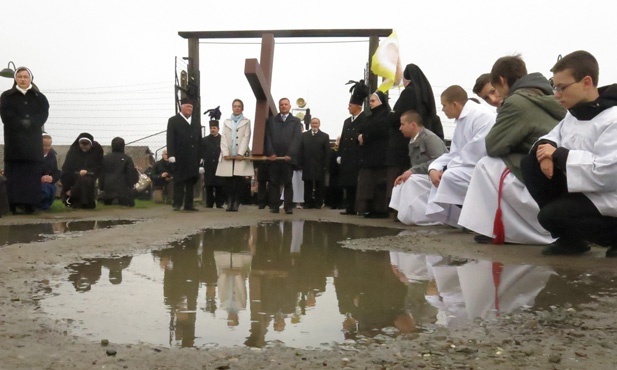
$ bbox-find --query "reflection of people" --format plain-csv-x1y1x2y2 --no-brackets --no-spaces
99,137,139,206
521,50,617,257
264,98,302,214
1,66,49,214
102,256,133,284
459,55,566,244
214,250,252,327
300,118,330,209
216,99,253,212
389,111,447,225
61,133,104,209
457,261,554,320
167,98,201,211
40,133,61,210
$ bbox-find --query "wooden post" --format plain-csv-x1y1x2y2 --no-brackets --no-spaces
368,34,379,94
187,37,201,127
245,34,276,156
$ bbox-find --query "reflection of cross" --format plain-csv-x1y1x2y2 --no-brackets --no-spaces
245,34,277,156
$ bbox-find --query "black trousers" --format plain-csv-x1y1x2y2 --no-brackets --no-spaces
521,153,617,247
268,162,294,211
173,177,196,209
204,185,225,207
343,186,357,213
303,180,324,208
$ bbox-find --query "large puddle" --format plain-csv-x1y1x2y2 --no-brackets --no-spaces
40,221,617,349
0,220,136,246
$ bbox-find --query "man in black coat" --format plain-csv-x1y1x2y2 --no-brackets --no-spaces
300,118,330,209
264,97,302,214
201,121,225,208
166,98,202,211
338,80,369,215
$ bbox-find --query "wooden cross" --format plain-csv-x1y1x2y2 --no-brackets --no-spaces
244,33,277,156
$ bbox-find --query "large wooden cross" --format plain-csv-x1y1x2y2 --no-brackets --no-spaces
244,34,277,156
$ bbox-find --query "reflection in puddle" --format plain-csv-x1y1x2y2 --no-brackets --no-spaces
41,221,617,350
0,220,136,246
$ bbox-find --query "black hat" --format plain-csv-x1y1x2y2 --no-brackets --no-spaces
209,120,219,128
204,106,221,121
180,97,194,105
346,80,369,105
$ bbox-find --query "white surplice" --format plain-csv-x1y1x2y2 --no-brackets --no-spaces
389,174,439,225
458,156,554,244
425,102,496,225
540,107,617,216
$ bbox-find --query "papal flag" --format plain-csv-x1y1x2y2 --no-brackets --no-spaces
370,30,403,92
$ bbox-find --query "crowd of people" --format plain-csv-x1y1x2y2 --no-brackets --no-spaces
3,49,617,258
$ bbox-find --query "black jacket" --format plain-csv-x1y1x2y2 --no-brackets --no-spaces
0,86,49,162
300,129,330,181
359,104,390,169
338,111,368,186
166,113,201,182
201,134,224,186
42,148,61,184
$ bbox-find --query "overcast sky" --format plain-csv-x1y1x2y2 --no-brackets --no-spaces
1,0,615,150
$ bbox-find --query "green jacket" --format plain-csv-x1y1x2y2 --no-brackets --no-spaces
485,73,566,181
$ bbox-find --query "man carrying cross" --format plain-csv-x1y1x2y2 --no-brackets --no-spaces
264,97,302,214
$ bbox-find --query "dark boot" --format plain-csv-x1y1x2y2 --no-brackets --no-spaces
232,195,240,211
226,194,234,212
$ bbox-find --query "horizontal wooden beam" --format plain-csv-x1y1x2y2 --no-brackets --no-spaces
178,29,392,39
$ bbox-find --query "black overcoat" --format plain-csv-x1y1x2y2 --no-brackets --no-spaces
201,134,224,186
300,130,330,181
166,113,201,182
99,152,139,201
338,111,368,187
0,86,49,162
358,104,390,169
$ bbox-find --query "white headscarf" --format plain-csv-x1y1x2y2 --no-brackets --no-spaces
14,67,33,95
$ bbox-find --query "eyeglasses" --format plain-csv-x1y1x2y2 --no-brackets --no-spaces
551,80,579,93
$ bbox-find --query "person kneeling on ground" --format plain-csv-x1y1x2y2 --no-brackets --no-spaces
60,133,104,209
99,137,139,207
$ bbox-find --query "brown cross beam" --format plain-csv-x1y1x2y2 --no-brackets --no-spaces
244,34,277,156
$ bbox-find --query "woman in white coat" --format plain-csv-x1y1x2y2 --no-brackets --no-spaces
215,99,253,211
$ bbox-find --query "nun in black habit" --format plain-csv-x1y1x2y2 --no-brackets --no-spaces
61,133,104,208
0,66,49,214
386,64,444,198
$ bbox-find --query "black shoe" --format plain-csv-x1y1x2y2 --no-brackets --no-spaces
340,211,356,215
204,204,214,208
363,212,389,219
184,207,199,212
541,239,590,256
285,209,293,215
172,206,181,211
474,235,494,244
269,208,279,214
607,246,617,258
258,205,266,209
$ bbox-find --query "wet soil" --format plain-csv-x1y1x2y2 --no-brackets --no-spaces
1,204,617,369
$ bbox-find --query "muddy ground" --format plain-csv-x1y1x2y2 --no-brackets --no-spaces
1,204,616,369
